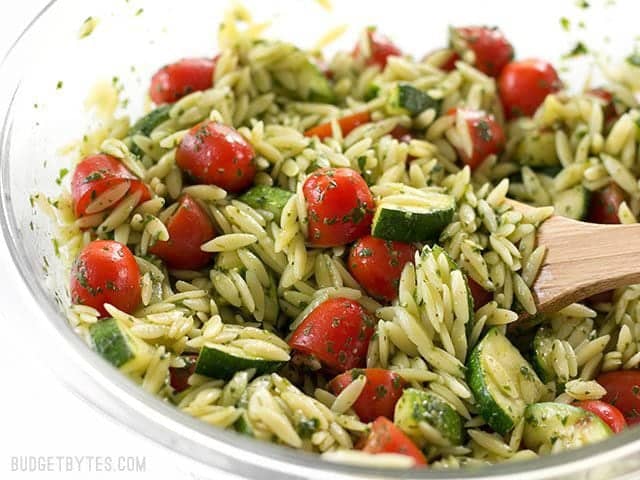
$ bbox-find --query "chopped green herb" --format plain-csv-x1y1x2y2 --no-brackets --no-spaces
56,81,63,90
560,17,570,31
56,168,69,186
563,41,589,58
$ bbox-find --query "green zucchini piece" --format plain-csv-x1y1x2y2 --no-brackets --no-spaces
90,317,153,373
467,328,544,435
195,344,286,380
372,193,455,242
515,130,560,167
128,104,172,156
394,388,465,446
553,185,590,220
532,327,555,383
386,83,440,116
238,185,293,223
298,59,334,103
523,402,612,452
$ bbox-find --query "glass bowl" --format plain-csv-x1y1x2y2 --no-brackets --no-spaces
2,1,640,478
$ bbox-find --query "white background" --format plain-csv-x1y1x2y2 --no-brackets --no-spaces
0,2,236,479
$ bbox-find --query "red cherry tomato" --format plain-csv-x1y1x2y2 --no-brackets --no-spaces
71,154,150,217
169,353,198,393
288,297,375,373
498,59,562,119
353,28,402,69
70,240,141,317
573,400,627,433
587,87,618,128
303,168,375,247
449,108,505,169
389,125,413,143
597,370,640,425
304,112,371,139
150,57,216,104
176,121,256,193
361,417,427,466
587,183,626,224
452,26,514,77
467,277,492,310
149,195,216,270
348,236,416,302
328,369,407,422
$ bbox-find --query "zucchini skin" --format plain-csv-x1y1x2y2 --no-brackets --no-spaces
238,185,293,223
90,318,134,368
515,130,560,167
128,104,172,156
466,340,516,436
387,83,440,116
372,204,454,242
553,185,590,220
195,345,284,380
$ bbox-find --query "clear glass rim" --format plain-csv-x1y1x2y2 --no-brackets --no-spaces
2,1,640,479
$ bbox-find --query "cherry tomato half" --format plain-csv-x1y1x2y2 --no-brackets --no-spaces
176,121,256,193
304,112,371,139
353,27,402,69
361,417,427,466
587,183,626,224
169,353,198,393
70,240,141,317
468,277,492,310
449,108,505,169
329,368,407,422
150,57,216,105
498,59,562,119
573,400,627,433
348,236,416,302
71,154,150,217
303,168,375,247
597,370,640,425
452,26,514,78
288,297,375,373
149,195,216,270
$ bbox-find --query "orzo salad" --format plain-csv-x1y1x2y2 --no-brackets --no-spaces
40,5,640,470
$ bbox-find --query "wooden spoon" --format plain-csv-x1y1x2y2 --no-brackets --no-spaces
508,199,640,316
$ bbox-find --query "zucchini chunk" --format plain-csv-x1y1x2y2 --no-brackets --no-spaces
467,328,544,435
553,185,590,220
238,185,293,223
394,388,465,446
195,343,287,380
515,130,560,168
386,83,440,116
296,58,334,103
372,192,455,242
89,317,153,374
523,402,612,452
532,327,555,383
128,104,172,156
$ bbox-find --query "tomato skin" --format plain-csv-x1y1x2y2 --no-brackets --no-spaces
573,400,627,433
452,26,514,77
70,240,141,317
149,195,216,270
328,369,407,422
71,154,150,217
288,297,375,373
169,353,198,393
498,59,562,119
353,28,402,69
362,417,427,466
150,57,216,104
304,112,371,139
587,183,626,224
389,125,413,143
597,370,640,425
176,121,256,193
467,277,492,310
449,108,505,169
348,236,416,302
303,168,375,247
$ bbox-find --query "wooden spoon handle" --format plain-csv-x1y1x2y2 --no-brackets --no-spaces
533,215,640,313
